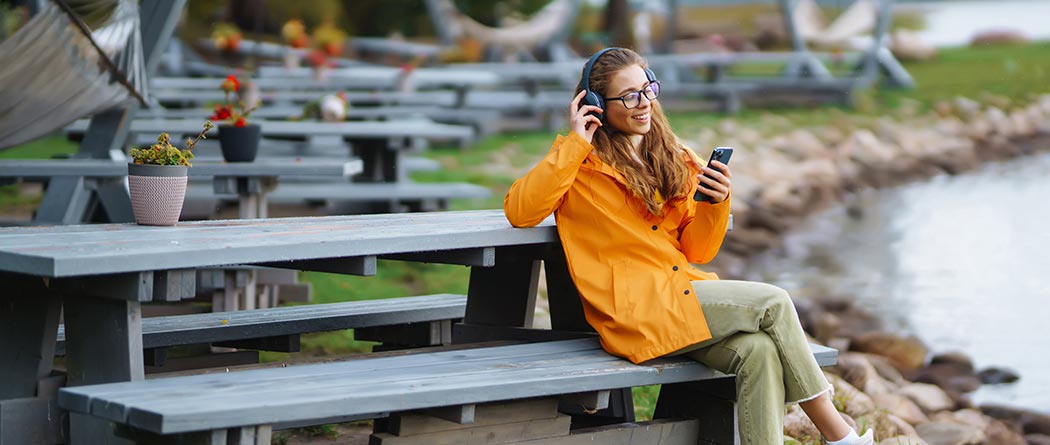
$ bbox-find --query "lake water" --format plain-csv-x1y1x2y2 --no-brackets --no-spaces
906,0,1050,47
742,150,1050,413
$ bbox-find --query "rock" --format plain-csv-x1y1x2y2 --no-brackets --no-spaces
835,352,897,396
797,301,839,342
785,129,830,158
872,392,929,425
879,436,928,445
1026,414,1050,435
983,419,1026,445
886,414,920,437
929,352,975,373
985,107,1015,137
897,383,954,414
1010,110,1035,136
891,29,937,61
1026,434,1050,445
851,332,928,373
783,405,821,442
911,362,981,394
915,420,985,445
935,409,990,430
952,97,982,119
976,366,1020,384
969,29,1030,46
858,411,918,440
866,354,907,385
982,404,1050,436
827,373,876,418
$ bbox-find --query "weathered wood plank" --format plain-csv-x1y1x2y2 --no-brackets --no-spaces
379,247,495,267
66,118,474,141
56,294,467,354
0,210,556,277
0,158,361,179
59,339,726,434
266,182,492,201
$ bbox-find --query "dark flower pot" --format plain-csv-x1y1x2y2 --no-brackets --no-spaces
218,124,261,162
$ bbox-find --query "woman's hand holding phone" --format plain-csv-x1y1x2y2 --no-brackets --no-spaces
569,90,603,144
694,147,733,203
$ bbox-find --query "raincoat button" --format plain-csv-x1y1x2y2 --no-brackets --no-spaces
651,225,658,231
672,266,679,271
684,290,691,295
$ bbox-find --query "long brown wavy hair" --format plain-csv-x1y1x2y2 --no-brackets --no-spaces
577,48,691,217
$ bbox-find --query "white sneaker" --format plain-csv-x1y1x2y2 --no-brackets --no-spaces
827,429,874,445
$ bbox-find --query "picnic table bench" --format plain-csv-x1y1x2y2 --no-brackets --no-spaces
58,339,836,444
0,210,835,444
137,105,503,137
64,118,476,148
0,157,361,223
53,293,468,372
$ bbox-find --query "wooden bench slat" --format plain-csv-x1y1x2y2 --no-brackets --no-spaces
59,339,837,434
0,210,559,277
63,339,715,433
55,294,466,354
265,182,492,201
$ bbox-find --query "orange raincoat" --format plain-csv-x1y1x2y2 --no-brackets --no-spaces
505,132,731,363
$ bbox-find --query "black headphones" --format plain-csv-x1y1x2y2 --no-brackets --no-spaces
580,47,658,123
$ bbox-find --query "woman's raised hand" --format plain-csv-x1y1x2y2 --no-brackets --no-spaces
697,160,732,203
569,90,602,144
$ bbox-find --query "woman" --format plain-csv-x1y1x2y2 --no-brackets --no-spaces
504,47,873,445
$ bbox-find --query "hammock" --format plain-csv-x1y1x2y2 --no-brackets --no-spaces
0,0,147,150
794,0,878,48
429,0,577,52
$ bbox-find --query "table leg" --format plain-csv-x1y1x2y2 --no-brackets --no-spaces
0,289,62,444
463,245,542,329
64,295,143,445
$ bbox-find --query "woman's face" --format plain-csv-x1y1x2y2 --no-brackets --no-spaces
603,65,656,137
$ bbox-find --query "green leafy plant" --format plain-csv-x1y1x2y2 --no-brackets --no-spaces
129,121,213,166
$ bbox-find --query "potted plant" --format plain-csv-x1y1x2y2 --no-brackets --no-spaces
127,122,213,226
210,74,261,162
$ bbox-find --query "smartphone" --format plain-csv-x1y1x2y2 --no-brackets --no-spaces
693,147,733,202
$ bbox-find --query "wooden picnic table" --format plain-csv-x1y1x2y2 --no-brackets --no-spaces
0,209,556,444
163,67,500,91
0,157,362,223
65,118,474,146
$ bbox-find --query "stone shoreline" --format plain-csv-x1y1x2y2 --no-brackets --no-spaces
682,94,1050,444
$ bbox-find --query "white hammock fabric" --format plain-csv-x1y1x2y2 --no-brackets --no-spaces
794,0,878,48
0,0,147,149
431,0,574,49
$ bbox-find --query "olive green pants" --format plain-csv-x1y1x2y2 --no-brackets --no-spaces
669,280,832,445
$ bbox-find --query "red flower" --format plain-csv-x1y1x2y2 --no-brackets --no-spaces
307,50,331,68
209,104,232,121
234,117,247,128
221,75,240,93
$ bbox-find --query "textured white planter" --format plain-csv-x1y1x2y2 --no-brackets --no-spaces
127,163,188,226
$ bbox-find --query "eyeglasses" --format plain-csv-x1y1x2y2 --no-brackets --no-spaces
604,81,660,109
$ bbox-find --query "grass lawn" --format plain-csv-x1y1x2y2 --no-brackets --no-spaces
3,41,1048,423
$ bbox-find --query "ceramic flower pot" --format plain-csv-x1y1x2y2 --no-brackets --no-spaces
127,163,188,226
218,123,261,162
